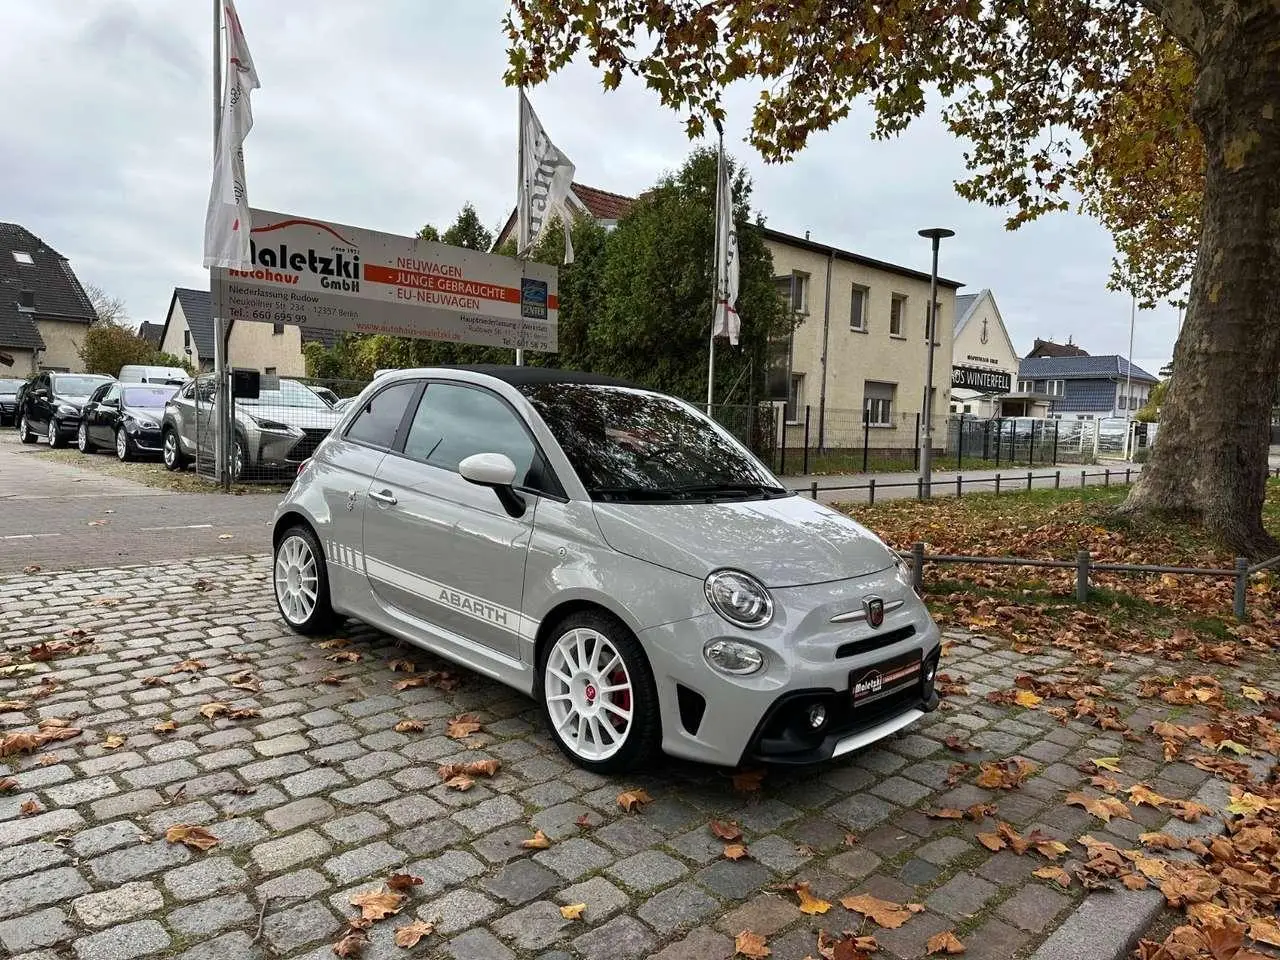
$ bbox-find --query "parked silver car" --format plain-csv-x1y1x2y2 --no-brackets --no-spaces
271,367,941,772
163,377,342,480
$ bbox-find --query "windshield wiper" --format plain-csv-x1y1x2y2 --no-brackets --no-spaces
587,486,667,502
668,482,789,500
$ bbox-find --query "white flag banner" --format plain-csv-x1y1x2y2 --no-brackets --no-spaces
518,91,577,264
203,0,259,269
712,142,740,345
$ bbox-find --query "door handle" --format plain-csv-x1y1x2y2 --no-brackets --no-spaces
368,489,398,506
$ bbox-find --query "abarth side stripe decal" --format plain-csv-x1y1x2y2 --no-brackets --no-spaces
364,556,539,640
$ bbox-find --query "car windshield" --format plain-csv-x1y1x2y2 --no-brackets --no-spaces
240,381,331,409
122,386,177,408
0,379,23,393
520,382,787,502
53,375,110,397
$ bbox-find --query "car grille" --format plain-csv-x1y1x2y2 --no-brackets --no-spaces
287,428,331,462
835,624,916,659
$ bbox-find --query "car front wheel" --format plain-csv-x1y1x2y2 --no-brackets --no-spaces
47,419,64,448
162,429,189,471
116,428,133,462
18,415,36,444
538,611,660,773
273,525,336,635
77,422,96,453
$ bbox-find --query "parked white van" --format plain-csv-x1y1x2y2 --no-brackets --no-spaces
118,365,189,386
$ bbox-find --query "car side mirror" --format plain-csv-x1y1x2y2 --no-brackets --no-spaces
459,453,526,518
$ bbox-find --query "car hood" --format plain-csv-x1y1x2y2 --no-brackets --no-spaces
122,404,165,421
236,405,342,429
591,495,898,588
56,396,91,408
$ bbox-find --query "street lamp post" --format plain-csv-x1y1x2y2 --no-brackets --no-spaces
917,227,954,497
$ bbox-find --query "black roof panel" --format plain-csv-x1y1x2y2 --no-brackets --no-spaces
443,365,644,390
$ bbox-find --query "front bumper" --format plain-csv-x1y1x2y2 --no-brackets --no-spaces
126,425,164,454
638,563,942,767
252,428,331,473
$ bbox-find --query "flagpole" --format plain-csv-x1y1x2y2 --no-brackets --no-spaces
515,87,525,368
211,0,229,489
706,124,724,415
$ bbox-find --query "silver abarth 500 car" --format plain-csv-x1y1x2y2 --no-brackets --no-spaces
272,366,942,773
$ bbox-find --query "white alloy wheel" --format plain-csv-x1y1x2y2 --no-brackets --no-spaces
163,431,179,469
47,421,56,446
274,533,319,626
116,428,128,460
77,422,89,452
544,627,634,762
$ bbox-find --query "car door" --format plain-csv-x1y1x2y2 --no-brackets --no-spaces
92,383,121,445
28,374,51,431
361,381,543,662
319,379,421,607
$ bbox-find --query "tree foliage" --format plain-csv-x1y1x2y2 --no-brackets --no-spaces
307,150,788,403
79,322,191,377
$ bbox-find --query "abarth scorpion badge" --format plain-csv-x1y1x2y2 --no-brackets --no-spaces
863,596,885,629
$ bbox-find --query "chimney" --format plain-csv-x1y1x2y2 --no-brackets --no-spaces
17,289,35,313
805,230,810,240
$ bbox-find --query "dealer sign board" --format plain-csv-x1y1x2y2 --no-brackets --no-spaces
951,364,1012,393
211,209,558,351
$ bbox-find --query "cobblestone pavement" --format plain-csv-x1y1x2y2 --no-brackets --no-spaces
0,556,1271,960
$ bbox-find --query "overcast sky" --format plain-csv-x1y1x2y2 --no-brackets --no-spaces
1,0,1179,375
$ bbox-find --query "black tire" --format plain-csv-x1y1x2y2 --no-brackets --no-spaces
535,609,661,774
232,434,247,482
115,428,133,462
272,524,337,635
47,419,64,448
18,415,36,444
77,421,96,454
162,428,189,471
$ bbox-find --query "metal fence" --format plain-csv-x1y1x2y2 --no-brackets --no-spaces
901,539,1280,623
186,374,370,485
764,408,1160,476
792,466,1145,504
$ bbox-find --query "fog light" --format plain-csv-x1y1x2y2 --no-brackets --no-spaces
703,639,764,675
924,660,937,684
807,703,827,729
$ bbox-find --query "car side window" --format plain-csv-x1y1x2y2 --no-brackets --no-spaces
103,384,121,405
402,383,536,484
345,382,418,449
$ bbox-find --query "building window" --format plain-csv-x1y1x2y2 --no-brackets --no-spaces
786,373,804,422
264,367,277,376
889,295,906,337
925,301,942,343
183,330,191,351
11,251,33,265
863,380,895,427
1017,379,1032,393
273,322,284,335
1046,380,1064,397
775,272,809,314
849,285,868,331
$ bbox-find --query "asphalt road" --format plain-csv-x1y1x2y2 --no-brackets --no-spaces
0,430,278,574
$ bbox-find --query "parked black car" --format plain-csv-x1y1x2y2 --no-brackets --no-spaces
0,378,25,427
18,372,115,447
78,382,178,460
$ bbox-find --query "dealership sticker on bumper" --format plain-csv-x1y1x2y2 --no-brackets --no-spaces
850,650,922,708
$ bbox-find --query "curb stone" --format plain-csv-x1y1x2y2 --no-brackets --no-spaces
1029,777,1226,960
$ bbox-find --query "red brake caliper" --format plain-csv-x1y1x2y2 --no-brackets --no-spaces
607,669,631,729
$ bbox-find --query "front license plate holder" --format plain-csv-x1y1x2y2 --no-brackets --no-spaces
849,649,922,709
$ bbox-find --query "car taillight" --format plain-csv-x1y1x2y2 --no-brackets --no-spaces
297,459,311,477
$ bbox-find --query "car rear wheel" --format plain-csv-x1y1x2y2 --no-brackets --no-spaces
537,611,660,773
273,525,336,635
162,429,189,471
77,422,96,453
18,415,36,444
116,428,133,462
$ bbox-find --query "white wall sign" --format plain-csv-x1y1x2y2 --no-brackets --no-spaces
211,209,559,351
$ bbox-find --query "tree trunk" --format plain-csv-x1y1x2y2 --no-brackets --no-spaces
1121,4,1280,558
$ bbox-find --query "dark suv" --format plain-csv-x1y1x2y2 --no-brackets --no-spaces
18,372,116,447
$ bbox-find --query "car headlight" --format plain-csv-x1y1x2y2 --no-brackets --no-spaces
252,417,292,432
704,570,774,629
57,404,79,417
703,639,764,675
128,416,159,429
